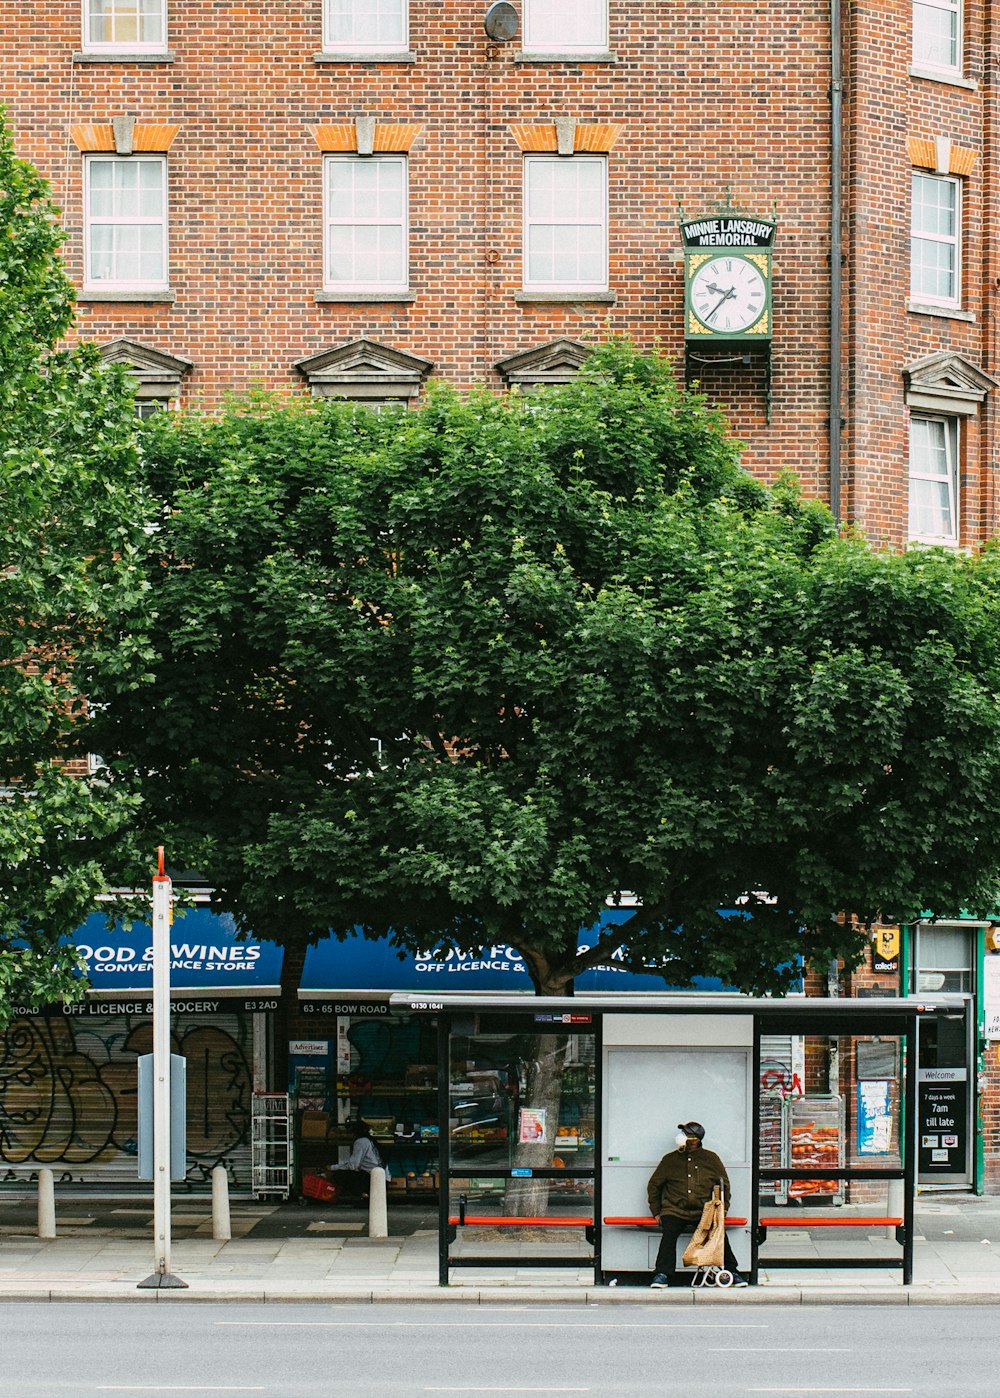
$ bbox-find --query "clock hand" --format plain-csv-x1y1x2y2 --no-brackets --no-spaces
706,286,737,320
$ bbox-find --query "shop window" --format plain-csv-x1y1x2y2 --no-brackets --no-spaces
910,172,961,309
522,155,608,294
522,0,607,53
291,1015,441,1198
912,0,961,76
908,414,959,546
323,155,408,295
83,0,166,51
914,922,973,993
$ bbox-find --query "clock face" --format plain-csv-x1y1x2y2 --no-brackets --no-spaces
689,256,767,333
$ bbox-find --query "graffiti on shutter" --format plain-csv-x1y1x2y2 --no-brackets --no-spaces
0,1010,252,1190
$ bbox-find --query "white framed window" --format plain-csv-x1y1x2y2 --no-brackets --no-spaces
323,155,408,294
910,173,961,308
523,155,608,293
323,0,407,51
84,155,169,293
908,414,959,545
83,0,166,51
914,922,973,993
523,0,607,52
912,0,961,74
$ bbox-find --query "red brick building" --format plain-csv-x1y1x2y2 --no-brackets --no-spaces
5,0,996,546
4,0,1000,1193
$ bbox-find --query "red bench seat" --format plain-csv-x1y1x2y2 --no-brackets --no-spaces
603,1215,747,1227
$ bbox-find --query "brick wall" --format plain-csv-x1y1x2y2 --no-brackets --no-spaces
842,0,995,548
3,0,831,496
5,5,998,535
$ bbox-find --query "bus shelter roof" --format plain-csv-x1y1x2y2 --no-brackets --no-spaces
389,991,966,1029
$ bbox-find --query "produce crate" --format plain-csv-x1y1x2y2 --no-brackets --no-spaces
302,1172,337,1203
405,1172,439,1193
300,1110,330,1140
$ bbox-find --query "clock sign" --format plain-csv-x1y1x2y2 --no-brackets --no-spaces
682,215,774,342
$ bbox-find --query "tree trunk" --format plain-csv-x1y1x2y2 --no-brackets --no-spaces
503,1032,573,1218
503,966,574,1220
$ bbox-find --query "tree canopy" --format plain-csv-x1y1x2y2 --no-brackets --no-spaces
93,343,1000,995
0,111,153,1023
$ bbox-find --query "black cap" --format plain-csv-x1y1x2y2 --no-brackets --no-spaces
678,1121,705,1140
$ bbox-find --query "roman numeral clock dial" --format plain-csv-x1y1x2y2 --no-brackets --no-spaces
681,214,775,416
689,257,766,332
681,217,774,345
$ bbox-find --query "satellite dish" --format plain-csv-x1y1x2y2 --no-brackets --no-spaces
484,1,518,41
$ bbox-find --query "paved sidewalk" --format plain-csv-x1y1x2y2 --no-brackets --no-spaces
3,1194,1000,1304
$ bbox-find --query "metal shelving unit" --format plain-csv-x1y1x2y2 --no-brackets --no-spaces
251,1093,293,1200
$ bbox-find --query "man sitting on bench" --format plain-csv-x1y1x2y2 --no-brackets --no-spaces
646,1121,748,1288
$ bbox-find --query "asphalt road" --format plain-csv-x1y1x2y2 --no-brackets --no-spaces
0,1302,993,1398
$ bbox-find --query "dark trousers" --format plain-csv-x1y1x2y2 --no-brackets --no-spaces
334,1169,371,1198
654,1214,741,1277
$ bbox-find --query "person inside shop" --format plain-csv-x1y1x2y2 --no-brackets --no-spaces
327,1119,385,1199
646,1120,749,1288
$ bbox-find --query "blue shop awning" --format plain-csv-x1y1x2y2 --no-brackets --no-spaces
71,905,284,999
299,907,740,998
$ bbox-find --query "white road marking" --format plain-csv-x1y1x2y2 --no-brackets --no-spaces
97,1389,264,1393
425,1390,589,1394
750,1390,912,1394
708,1349,850,1353
214,1320,768,1329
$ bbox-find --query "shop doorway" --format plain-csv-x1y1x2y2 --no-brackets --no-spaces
912,921,975,1188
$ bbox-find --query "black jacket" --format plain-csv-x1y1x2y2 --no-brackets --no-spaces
646,1146,731,1220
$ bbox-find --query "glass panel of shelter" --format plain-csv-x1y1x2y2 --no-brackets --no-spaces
756,1032,905,1269
447,1021,596,1221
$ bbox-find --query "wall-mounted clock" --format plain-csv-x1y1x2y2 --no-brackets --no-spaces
687,253,769,336
681,215,775,342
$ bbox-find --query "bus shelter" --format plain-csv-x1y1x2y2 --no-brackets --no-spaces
389,992,967,1287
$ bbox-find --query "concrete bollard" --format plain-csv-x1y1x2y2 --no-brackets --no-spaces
368,1167,388,1239
37,1168,56,1240
212,1164,232,1242
887,1177,904,1241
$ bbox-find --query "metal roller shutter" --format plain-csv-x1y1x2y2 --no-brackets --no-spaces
0,1007,253,1192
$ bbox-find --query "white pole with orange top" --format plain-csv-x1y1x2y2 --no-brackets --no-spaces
139,847,188,1288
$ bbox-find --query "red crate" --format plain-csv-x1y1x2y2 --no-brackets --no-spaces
302,1172,337,1203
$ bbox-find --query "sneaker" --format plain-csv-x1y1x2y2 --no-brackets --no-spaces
650,1272,671,1289
730,1273,749,1288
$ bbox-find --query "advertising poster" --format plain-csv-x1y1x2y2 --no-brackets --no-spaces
918,1071,967,1174
984,954,1000,1040
856,1079,893,1154
518,1108,547,1143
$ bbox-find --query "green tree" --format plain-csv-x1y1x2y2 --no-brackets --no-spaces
94,343,1000,1002
0,111,154,1025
